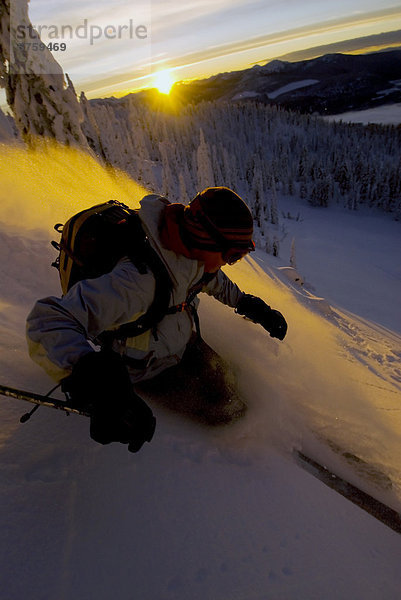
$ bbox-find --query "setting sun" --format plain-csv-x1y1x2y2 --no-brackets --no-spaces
153,69,175,94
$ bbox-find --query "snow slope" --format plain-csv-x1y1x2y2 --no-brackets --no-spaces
1,145,401,600
267,79,319,99
323,103,401,125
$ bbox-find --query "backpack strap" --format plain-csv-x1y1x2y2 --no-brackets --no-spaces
99,212,173,344
166,272,217,339
100,227,215,346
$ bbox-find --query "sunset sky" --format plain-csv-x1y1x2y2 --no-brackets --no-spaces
13,1,401,98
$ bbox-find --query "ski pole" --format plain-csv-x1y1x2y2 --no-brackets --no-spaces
0,383,90,419
18,382,61,422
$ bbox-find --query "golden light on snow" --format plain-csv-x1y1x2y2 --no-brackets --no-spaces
153,69,175,94
0,144,148,231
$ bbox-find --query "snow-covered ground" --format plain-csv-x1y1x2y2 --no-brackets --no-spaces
267,79,319,99
1,144,401,600
323,103,401,125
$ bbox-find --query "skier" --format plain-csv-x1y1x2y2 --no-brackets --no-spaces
26,187,287,452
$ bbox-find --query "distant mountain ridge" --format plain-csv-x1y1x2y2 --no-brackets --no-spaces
168,49,401,115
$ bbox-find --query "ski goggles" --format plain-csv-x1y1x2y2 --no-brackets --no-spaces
222,244,255,264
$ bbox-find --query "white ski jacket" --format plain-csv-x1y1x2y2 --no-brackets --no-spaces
26,195,243,382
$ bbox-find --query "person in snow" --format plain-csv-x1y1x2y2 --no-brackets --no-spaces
26,187,287,452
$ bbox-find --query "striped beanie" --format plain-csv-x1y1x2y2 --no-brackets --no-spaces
181,187,254,251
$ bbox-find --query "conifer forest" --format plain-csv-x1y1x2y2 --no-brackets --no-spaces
78,97,401,252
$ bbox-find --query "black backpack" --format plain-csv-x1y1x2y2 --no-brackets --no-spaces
51,200,173,340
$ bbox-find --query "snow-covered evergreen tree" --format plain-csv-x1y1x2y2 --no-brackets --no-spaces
269,179,279,225
79,93,105,158
0,0,89,149
196,128,215,190
159,140,176,198
178,172,190,205
290,238,297,269
0,105,19,142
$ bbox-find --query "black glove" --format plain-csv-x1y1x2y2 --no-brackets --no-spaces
235,294,287,340
62,350,156,452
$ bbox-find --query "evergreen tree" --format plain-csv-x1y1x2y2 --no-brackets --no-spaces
159,140,175,198
270,179,279,225
196,128,215,190
178,172,190,204
0,0,89,149
290,238,297,269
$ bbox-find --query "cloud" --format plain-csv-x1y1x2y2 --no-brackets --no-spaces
149,0,253,36
154,5,401,66
274,30,401,62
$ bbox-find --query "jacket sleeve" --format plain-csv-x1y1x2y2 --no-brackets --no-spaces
201,269,243,308
26,260,155,381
